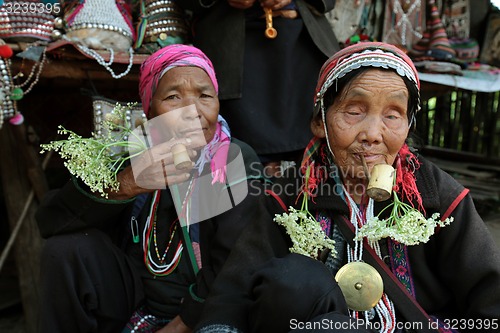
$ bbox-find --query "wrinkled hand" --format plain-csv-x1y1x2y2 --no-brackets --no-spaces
106,138,197,200
155,316,192,333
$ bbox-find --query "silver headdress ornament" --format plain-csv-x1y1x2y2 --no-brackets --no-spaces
66,0,134,42
315,48,421,158
315,49,421,122
62,0,136,79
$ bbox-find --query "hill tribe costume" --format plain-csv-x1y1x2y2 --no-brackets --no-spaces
36,45,267,333
195,43,500,333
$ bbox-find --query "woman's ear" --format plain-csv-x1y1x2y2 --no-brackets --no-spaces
310,116,326,138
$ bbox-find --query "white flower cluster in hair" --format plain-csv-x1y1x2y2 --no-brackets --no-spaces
40,103,146,198
356,210,453,246
274,207,337,259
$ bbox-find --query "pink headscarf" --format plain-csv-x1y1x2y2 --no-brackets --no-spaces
139,44,218,117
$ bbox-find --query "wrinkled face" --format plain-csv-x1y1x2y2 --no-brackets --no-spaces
312,69,410,181
149,66,219,147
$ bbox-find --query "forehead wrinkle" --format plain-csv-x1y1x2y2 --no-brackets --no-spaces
158,71,215,93
161,82,214,95
386,89,408,104
343,77,408,102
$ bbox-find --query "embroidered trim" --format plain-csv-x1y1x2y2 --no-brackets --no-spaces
315,211,332,237
123,306,169,333
196,324,243,333
388,239,416,297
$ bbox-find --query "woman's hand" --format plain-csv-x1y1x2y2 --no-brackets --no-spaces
227,0,256,9
227,0,292,12
105,138,197,200
259,0,292,10
155,315,192,333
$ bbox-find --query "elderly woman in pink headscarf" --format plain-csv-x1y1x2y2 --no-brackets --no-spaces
35,44,266,333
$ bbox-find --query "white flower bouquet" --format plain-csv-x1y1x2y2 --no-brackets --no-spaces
274,206,337,259
356,191,454,245
273,164,337,260
40,103,147,198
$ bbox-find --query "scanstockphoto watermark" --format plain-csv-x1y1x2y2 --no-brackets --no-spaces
289,318,425,331
290,318,424,331
434,318,499,331
0,1,61,14
289,318,499,331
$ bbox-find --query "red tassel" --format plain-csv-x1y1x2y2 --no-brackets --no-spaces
395,144,424,212
0,44,13,59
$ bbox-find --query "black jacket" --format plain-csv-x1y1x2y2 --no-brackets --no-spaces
176,0,339,99
36,138,268,328
195,156,500,332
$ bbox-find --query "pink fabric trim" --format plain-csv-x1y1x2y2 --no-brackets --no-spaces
210,123,230,185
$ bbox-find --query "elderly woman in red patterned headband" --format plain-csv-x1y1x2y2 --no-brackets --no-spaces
35,44,266,333
194,42,500,333
309,42,422,205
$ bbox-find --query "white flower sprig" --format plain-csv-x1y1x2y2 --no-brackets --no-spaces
273,164,337,259
274,207,337,259
40,103,147,198
356,191,454,245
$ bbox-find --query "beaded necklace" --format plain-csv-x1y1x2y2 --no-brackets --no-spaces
153,215,178,263
142,190,183,276
0,57,16,128
142,173,199,276
12,47,47,95
344,188,397,333
0,43,47,128
72,39,134,79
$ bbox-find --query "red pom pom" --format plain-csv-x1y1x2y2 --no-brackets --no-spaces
0,44,14,58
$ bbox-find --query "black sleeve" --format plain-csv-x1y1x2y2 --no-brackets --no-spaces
303,0,336,14
410,159,500,321
35,177,134,238
193,174,295,332
178,139,271,328
194,200,290,332
428,164,500,320
175,0,220,14
434,193,500,320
